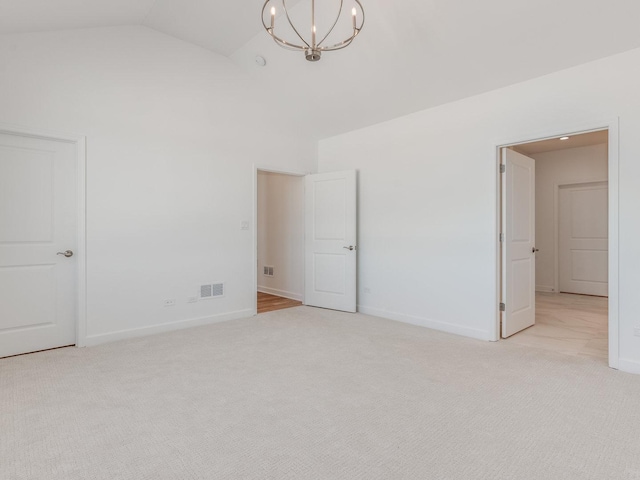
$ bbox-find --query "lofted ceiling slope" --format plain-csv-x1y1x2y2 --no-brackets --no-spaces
2,1,640,139
0,0,156,33
232,0,640,139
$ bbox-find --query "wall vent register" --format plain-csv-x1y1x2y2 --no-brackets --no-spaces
263,266,274,277
200,283,224,299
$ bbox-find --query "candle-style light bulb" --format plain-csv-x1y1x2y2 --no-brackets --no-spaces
352,7,357,29
270,6,276,30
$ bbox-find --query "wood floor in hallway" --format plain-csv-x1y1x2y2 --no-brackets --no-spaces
257,292,302,314
507,292,608,362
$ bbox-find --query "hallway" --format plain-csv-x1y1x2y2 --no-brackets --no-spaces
507,293,608,361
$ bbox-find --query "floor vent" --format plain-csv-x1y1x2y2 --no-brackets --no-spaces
200,283,224,299
263,266,274,277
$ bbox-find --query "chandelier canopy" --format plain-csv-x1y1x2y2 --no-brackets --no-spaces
262,0,365,62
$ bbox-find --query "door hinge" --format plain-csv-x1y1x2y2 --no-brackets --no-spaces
500,164,506,174
499,233,504,242
499,303,506,312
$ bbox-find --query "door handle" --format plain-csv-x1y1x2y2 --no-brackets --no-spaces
343,246,356,251
57,250,74,258
532,247,539,253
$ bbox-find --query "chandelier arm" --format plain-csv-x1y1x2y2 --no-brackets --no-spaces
271,34,308,51
261,0,274,32
319,32,358,52
355,0,365,31
316,0,343,48
283,0,311,49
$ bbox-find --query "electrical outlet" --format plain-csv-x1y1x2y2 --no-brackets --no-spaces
164,299,176,307
634,327,640,337
241,221,249,230
187,296,198,304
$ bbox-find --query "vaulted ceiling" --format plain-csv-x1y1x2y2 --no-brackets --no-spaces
3,0,640,139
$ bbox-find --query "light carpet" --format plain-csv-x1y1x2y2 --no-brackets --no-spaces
2,306,640,479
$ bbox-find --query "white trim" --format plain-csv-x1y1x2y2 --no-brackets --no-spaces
535,285,555,293
358,305,493,341
618,358,640,376
494,118,620,370
85,309,253,346
252,164,308,315
0,122,88,349
607,120,620,370
553,180,608,295
257,286,303,302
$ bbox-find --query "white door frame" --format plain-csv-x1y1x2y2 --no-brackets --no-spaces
494,119,619,369
252,164,308,315
554,180,608,295
0,122,87,348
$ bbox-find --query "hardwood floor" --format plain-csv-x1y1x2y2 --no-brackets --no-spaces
257,292,302,314
507,292,608,361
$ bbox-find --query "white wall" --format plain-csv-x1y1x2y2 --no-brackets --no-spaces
0,26,315,344
532,144,608,292
257,172,304,301
319,47,640,374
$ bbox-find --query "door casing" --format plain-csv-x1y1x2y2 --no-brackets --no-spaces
252,164,308,316
494,119,619,369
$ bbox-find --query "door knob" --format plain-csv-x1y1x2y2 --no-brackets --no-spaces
343,246,356,251
57,250,74,258
532,247,539,253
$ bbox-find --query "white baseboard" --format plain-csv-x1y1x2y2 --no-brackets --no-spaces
536,285,556,293
617,358,640,375
357,305,493,341
84,308,253,347
257,286,303,302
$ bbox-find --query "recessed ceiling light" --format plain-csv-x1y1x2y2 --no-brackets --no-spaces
560,136,570,141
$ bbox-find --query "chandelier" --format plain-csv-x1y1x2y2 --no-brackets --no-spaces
261,0,365,62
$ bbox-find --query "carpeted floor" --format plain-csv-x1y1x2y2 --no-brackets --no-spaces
2,306,640,480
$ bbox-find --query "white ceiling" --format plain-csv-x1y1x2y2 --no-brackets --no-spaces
143,0,302,57
513,130,608,156
3,0,640,139
0,0,156,33
232,0,640,138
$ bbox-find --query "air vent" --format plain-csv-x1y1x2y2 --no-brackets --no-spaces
263,266,274,277
200,283,224,299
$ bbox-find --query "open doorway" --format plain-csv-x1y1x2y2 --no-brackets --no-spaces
499,129,615,365
252,167,358,315
256,169,304,314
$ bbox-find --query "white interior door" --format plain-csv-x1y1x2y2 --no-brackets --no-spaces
559,182,608,296
0,132,77,357
305,170,357,312
502,149,536,338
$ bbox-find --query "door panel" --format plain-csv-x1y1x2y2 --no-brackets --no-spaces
0,133,77,357
305,170,356,312
502,149,536,338
559,182,608,296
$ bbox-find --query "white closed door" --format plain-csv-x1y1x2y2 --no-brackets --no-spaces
502,149,536,338
559,182,608,297
0,132,77,357
305,170,357,312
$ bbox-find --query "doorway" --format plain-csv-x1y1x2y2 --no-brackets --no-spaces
252,167,358,315
498,127,617,366
0,126,86,357
255,169,305,314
